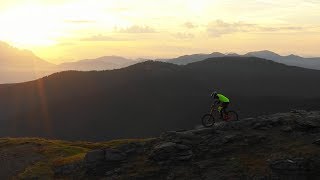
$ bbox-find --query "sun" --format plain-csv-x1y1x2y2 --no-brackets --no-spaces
0,1,123,48
0,4,64,47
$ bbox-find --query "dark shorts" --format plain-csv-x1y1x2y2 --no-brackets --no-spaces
221,102,229,109
220,102,229,117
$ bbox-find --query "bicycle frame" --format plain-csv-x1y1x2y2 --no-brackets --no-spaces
209,104,215,115
209,103,229,121
209,103,221,115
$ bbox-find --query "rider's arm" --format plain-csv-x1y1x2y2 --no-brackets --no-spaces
213,99,220,106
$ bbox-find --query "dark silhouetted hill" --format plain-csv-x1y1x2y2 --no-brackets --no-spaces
0,57,320,140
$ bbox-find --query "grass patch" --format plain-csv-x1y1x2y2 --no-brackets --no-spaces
0,137,153,179
0,137,51,148
66,138,155,149
52,153,86,167
37,143,89,159
18,162,54,179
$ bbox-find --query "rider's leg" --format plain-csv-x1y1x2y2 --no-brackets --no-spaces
224,102,229,113
221,102,229,119
216,102,223,118
217,102,223,112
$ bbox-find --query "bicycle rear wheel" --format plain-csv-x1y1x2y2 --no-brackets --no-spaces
225,111,239,121
202,114,215,127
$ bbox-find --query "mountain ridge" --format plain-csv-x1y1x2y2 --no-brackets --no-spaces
1,40,319,84
165,50,320,70
0,41,56,83
57,56,137,71
0,42,137,83
0,41,54,67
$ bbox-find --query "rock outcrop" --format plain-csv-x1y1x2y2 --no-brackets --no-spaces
150,142,193,163
61,110,320,179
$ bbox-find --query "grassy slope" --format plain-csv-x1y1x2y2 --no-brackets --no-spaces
0,137,150,179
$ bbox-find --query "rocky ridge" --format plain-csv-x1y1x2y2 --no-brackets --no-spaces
56,110,320,179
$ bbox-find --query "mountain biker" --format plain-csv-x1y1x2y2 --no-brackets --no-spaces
211,91,230,119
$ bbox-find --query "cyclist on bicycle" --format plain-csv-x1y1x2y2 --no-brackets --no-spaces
211,91,230,119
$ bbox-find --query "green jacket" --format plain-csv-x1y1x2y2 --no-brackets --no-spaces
217,94,230,103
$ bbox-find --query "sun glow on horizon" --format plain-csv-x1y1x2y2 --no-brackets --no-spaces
0,5,62,47
0,0,319,62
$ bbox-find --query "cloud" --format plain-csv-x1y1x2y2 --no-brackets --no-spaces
57,42,76,46
207,20,256,37
64,20,95,23
259,26,303,32
81,34,128,41
183,22,197,29
115,25,156,33
173,32,194,39
207,20,304,37
302,0,320,4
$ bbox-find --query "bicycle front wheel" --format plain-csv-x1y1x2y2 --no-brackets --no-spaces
202,114,215,127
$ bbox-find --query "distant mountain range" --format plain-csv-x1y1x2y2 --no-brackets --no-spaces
0,42,137,83
164,50,320,70
245,50,320,70
0,57,319,141
0,42,56,83
58,56,138,71
1,41,320,84
161,52,225,65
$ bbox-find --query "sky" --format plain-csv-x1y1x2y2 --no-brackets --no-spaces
0,0,319,63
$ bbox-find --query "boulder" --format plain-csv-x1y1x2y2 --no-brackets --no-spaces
54,161,83,175
290,109,308,116
117,142,144,154
281,126,293,132
160,131,202,146
188,128,215,135
150,142,193,162
153,142,177,152
295,116,320,130
84,149,105,163
312,139,320,145
104,149,127,162
270,158,320,179
84,148,127,176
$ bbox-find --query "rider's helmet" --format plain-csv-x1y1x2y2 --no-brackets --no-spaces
211,91,218,98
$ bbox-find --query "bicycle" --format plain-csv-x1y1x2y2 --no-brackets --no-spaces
201,101,239,127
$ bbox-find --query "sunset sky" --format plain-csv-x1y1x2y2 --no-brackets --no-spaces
0,0,319,63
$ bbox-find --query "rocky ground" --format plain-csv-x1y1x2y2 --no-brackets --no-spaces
57,110,320,179
2,110,320,179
